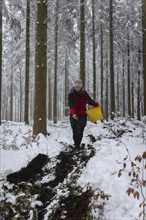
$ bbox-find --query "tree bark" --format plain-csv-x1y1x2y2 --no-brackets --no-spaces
53,0,59,124
137,48,141,120
33,0,47,136
24,0,30,125
142,0,146,116
48,76,52,120
100,24,103,108
10,74,13,121
105,53,109,120
19,68,23,122
64,52,69,116
0,0,2,124
92,0,96,100
127,34,131,116
109,0,115,119
122,54,125,117
80,0,86,87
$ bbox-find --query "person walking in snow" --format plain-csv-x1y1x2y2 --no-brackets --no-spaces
68,80,99,151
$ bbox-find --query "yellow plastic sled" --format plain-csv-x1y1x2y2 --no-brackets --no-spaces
85,106,103,122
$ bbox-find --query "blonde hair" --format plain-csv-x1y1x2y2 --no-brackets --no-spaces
74,80,82,86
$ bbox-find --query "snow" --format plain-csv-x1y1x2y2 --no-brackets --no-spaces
0,118,146,219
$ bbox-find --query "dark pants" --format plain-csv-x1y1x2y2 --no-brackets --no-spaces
70,116,87,149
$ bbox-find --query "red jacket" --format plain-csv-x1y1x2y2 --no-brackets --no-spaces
68,87,99,118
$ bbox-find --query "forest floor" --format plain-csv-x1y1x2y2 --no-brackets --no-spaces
0,118,146,219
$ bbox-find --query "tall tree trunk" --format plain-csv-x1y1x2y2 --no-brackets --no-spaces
0,0,2,124
117,68,120,113
48,76,52,120
109,0,115,119
92,0,96,100
10,73,13,121
142,0,146,116
100,0,103,107
53,0,59,124
30,91,33,123
122,54,125,117
15,97,17,121
137,48,141,120
19,68,23,122
100,24,103,107
105,53,109,120
80,0,86,87
137,72,141,120
33,0,47,136
24,0,30,125
127,34,131,116
6,97,8,121
131,82,134,118
64,52,69,116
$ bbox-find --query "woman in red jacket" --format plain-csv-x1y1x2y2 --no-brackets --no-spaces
68,80,99,151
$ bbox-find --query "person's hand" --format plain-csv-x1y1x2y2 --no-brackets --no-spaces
73,114,78,120
97,103,102,108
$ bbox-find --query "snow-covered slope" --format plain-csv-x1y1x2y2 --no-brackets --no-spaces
0,118,145,219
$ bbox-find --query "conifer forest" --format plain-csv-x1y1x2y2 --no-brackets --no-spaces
0,0,146,135
0,1,146,219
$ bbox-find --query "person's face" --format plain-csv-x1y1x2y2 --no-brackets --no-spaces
74,84,82,92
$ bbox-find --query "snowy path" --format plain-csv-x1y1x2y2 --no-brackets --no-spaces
0,119,146,219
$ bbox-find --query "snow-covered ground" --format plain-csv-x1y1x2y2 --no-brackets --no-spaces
0,118,146,219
